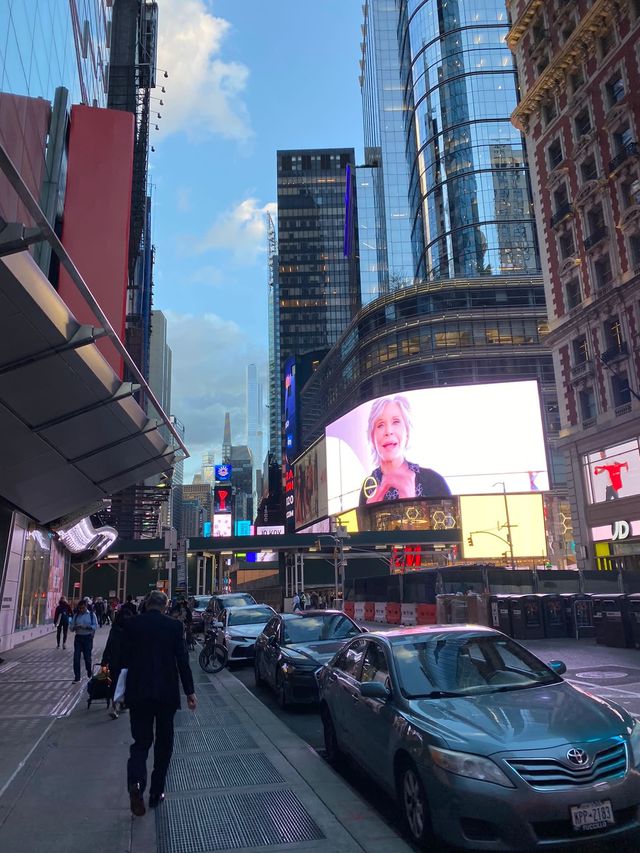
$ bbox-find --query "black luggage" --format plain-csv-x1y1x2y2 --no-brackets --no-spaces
87,665,112,708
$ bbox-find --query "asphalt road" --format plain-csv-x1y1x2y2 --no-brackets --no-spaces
229,635,640,853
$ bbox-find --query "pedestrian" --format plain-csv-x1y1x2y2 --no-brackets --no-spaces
310,590,319,609
292,590,302,612
121,590,196,816
54,595,73,649
101,608,134,719
300,590,308,610
70,599,98,682
105,600,114,625
122,594,138,616
318,592,325,609
94,597,105,626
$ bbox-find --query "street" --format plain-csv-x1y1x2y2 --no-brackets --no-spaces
230,634,640,852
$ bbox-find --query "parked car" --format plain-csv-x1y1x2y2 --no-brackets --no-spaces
318,625,640,850
206,592,257,621
191,595,211,633
217,604,277,662
254,610,364,708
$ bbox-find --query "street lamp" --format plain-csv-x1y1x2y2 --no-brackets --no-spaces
493,481,516,569
315,527,350,604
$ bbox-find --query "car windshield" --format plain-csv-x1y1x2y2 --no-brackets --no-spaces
282,614,361,644
392,632,562,699
193,597,209,610
227,607,273,626
221,595,255,608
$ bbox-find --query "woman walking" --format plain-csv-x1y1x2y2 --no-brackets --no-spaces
70,599,98,683
54,596,73,649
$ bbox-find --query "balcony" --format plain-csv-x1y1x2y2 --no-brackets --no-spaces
570,360,594,381
609,142,639,174
601,341,629,363
582,416,597,429
615,402,632,417
583,226,608,251
550,202,573,229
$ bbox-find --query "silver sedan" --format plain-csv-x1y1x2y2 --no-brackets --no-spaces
317,625,640,850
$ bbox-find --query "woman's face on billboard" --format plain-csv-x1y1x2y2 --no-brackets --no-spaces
372,401,408,464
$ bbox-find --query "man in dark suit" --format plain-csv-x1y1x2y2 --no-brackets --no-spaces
121,590,196,816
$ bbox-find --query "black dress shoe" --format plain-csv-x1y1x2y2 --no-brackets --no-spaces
129,782,146,816
148,792,165,808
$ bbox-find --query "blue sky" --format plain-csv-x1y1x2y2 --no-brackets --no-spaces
152,0,364,481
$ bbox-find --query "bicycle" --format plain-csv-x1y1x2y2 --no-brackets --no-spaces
198,623,228,673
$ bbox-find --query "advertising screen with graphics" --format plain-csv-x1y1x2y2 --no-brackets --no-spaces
325,380,548,515
583,438,640,504
213,514,232,537
460,494,547,559
215,464,232,482
214,486,232,514
294,438,328,530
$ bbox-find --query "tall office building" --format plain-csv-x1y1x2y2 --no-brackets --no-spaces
508,0,640,570
148,310,172,414
246,363,264,473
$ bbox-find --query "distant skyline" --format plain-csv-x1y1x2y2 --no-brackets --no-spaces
152,1,364,482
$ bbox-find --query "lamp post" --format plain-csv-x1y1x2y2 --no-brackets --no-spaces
493,481,516,569
316,528,349,604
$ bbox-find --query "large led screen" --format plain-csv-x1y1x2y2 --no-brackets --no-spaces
325,381,549,516
294,438,328,530
460,494,547,560
583,439,640,503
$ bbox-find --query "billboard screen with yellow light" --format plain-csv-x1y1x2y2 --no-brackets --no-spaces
460,494,546,560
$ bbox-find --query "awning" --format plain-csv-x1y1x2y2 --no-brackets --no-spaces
0,249,176,524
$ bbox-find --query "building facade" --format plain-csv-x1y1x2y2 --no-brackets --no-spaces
508,0,640,571
148,310,172,414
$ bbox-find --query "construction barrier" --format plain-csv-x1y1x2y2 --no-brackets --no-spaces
374,602,387,622
416,603,437,625
343,601,355,619
364,602,376,621
354,602,365,622
385,602,402,624
401,603,417,625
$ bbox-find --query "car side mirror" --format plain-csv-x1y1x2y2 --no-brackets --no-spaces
360,681,390,700
548,660,567,676
268,635,277,646
360,626,369,633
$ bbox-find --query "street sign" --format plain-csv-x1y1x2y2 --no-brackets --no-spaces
73,582,80,588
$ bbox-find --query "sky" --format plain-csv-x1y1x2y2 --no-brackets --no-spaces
152,0,365,482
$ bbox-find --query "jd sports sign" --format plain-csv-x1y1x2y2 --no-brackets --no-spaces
611,520,630,541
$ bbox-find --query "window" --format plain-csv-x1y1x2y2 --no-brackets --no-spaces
614,125,636,156
334,638,367,678
565,277,582,309
581,156,598,182
587,203,606,235
360,643,390,685
554,183,569,210
573,335,589,365
599,30,615,59
579,387,597,420
570,67,585,95
536,55,549,76
629,234,640,268
606,74,626,106
559,229,576,259
548,138,564,170
604,315,624,351
574,107,592,138
620,177,640,209
594,254,613,289
542,98,557,126
612,373,632,407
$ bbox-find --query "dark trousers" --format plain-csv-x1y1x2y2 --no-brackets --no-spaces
73,634,93,679
127,701,175,795
57,621,68,646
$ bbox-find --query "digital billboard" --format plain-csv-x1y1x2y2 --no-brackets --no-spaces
214,486,232,514
325,381,549,516
583,438,640,504
215,464,232,482
294,438,328,530
212,514,232,537
460,494,547,559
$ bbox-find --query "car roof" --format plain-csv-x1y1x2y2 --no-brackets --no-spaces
226,604,274,613
280,609,348,620
215,593,255,600
366,624,501,643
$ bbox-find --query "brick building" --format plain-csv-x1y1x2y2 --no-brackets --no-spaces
508,0,640,572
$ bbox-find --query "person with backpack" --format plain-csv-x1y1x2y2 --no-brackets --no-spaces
54,596,73,649
70,599,98,682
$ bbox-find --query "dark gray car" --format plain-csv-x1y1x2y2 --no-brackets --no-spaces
318,625,640,850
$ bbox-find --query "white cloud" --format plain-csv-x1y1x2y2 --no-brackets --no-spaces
199,198,277,263
165,311,267,476
157,0,252,141
176,187,192,212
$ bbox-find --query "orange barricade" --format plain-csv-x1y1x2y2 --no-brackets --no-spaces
343,601,355,618
416,604,437,625
385,602,402,624
364,602,376,621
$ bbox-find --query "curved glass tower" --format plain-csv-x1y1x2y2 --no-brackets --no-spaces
400,0,540,280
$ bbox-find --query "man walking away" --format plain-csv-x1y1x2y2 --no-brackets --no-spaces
122,594,138,615
70,600,98,682
122,590,196,816
54,595,72,649
94,597,105,626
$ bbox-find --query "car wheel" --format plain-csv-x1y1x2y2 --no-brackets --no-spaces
398,760,431,845
276,669,289,710
321,706,343,766
254,654,264,687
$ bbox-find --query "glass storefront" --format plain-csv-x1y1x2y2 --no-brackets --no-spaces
15,527,68,631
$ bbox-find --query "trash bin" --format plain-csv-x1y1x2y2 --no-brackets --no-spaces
562,593,595,639
488,595,513,636
450,596,470,624
591,594,633,648
626,594,640,649
541,594,568,639
509,595,545,640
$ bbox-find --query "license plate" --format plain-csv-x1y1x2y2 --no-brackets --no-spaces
570,800,615,832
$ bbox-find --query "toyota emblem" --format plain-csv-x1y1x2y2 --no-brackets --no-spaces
566,748,589,766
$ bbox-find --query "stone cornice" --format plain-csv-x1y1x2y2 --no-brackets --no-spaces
511,0,620,131
507,0,545,51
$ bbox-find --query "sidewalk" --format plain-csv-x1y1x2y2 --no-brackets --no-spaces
0,629,412,853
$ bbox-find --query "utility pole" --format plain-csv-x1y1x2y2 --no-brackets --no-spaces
494,481,516,569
